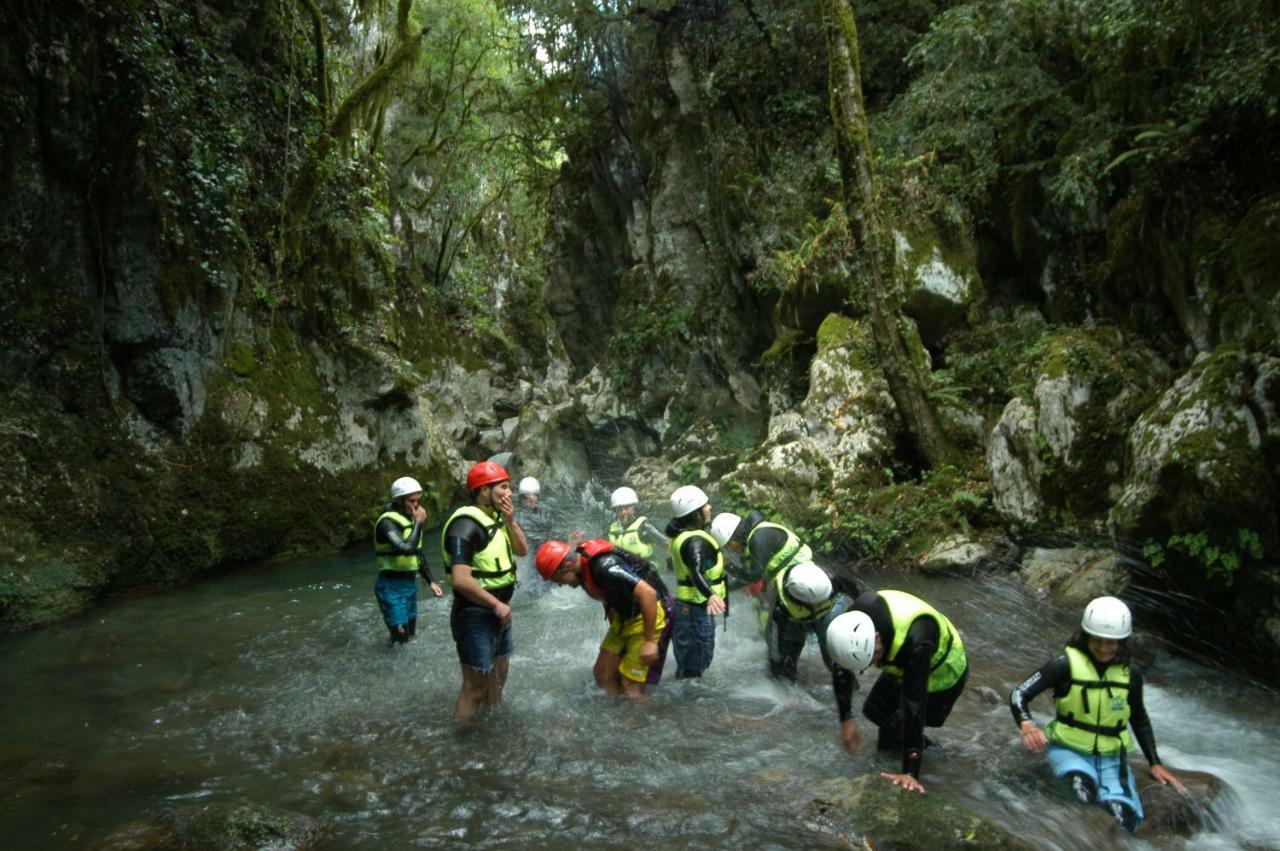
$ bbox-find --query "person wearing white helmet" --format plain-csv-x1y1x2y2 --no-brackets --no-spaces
1009,596,1186,832
374,476,443,644
515,476,555,597
764,561,863,692
665,484,726,678
710,509,814,633
824,590,969,795
607,486,668,564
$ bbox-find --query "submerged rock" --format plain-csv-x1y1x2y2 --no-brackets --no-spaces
92,802,329,851
1138,769,1233,835
802,775,1033,850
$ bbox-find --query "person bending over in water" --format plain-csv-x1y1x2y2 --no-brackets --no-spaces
1009,596,1185,832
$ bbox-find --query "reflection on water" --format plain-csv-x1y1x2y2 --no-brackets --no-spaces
1,548,1278,849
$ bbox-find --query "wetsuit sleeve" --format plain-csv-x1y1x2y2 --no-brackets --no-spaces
1009,654,1072,726
443,517,487,569
832,665,855,722
746,527,786,581
680,537,719,598
832,574,863,598
1127,668,1162,766
642,521,669,548
377,517,424,554
898,616,941,778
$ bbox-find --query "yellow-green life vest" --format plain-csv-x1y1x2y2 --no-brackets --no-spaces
608,515,654,560
1046,646,1134,756
746,522,813,582
671,529,726,605
440,505,515,590
374,510,421,573
774,563,836,622
877,590,967,693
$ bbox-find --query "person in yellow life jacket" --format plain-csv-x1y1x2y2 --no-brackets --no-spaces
374,476,443,644
825,590,969,795
607,486,668,564
665,485,725,679
764,562,862,686
535,538,674,697
441,461,528,724
710,510,813,632
1009,596,1186,832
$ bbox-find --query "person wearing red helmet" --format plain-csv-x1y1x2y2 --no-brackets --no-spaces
440,460,528,723
536,538,673,697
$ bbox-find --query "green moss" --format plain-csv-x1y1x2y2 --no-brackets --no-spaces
223,344,258,378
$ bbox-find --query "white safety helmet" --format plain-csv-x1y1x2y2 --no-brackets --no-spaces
669,485,709,519
610,486,639,509
785,562,833,605
389,476,423,499
518,476,541,496
826,610,877,673
1081,596,1132,639
710,512,742,547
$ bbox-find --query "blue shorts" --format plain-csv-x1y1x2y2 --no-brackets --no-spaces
374,572,418,628
672,601,716,677
450,604,513,673
1047,744,1144,824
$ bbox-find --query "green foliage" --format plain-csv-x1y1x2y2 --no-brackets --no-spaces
816,464,993,560
605,287,696,391
1144,527,1264,587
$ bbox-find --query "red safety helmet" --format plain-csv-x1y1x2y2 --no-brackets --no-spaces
466,460,510,492
535,540,573,580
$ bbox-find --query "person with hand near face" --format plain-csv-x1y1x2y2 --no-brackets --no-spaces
440,461,528,724
1009,596,1186,832
374,476,443,645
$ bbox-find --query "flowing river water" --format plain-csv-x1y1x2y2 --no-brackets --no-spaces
2,536,1278,849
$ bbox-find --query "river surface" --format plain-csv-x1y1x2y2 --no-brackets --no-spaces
2,546,1278,850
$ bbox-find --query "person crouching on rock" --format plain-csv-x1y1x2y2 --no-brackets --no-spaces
825,590,970,795
536,538,674,697
1009,596,1185,832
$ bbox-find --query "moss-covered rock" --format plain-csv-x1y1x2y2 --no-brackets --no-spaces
802,774,1033,850
987,326,1169,532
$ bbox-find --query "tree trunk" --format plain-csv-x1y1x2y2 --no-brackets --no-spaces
822,0,958,470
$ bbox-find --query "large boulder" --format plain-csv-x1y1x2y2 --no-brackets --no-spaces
721,314,898,524
987,327,1169,532
802,775,1033,850
893,223,982,347
1110,346,1278,547
1019,547,1131,605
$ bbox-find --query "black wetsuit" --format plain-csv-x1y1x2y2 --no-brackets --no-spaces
442,515,515,610
587,550,671,619
664,516,721,602
374,506,435,584
849,591,968,779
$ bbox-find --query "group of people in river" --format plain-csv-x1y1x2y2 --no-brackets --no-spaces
372,461,1186,833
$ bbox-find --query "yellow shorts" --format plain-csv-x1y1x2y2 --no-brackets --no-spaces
600,605,667,683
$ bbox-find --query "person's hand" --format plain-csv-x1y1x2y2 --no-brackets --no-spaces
495,490,515,520
880,772,926,795
429,581,444,598
1019,720,1048,753
639,640,659,666
841,719,861,756
492,601,512,627
412,503,428,523
707,594,726,615
1150,764,1186,792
